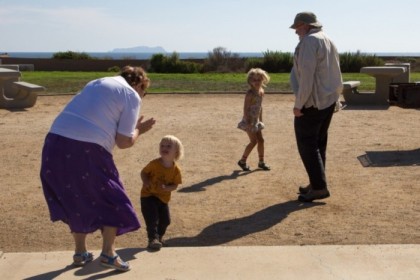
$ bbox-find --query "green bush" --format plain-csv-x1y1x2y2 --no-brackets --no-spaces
245,51,293,73
52,51,93,60
244,57,264,70
340,51,384,72
263,50,293,73
246,50,384,73
107,66,120,72
150,52,202,73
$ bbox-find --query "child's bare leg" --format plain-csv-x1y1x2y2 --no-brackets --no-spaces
256,131,270,170
256,131,265,162
238,132,258,170
241,131,258,160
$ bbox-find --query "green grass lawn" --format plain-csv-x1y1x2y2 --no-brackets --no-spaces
20,71,420,94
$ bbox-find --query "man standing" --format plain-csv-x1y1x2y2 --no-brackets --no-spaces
289,12,343,202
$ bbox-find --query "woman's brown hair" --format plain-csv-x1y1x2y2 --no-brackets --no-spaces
120,66,150,90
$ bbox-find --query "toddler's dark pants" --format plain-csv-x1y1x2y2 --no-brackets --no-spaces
141,196,171,241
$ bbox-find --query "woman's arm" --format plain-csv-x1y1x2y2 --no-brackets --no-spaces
115,116,156,149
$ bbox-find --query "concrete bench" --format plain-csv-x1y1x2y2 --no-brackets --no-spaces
343,81,361,94
13,81,45,90
0,81,45,109
341,81,361,105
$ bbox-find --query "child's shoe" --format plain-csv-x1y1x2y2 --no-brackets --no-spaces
159,237,168,247
147,238,162,251
258,162,271,171
238,160,250,171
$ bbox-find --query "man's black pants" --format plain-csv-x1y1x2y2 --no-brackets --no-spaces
294,103,335,190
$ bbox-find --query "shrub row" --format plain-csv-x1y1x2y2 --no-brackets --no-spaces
53,49,385,74
147,48,384,74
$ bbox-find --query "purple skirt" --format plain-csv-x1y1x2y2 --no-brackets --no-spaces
40,133,140,236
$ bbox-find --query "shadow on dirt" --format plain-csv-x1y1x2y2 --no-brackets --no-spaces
179,169,261,193
166,200,324,246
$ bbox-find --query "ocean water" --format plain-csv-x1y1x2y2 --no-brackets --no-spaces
3,51,420,60
3,52,264,59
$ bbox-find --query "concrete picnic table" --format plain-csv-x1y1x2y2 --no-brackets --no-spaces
0,67,21,98
361,66,406,104
0,67,21,82
0,67,44,109
342,66,407,106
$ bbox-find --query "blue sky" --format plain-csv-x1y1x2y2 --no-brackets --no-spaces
1,0,419,53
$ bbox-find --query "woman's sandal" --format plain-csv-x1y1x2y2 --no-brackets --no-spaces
72,252,93,266
100,252,131,272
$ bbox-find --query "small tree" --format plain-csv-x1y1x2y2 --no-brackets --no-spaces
150,53,165,72
203,47,245,73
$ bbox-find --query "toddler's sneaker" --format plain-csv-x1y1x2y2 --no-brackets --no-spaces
159,237,168,247
147,238,162,251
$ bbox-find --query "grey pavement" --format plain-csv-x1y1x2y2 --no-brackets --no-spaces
1,244,419,279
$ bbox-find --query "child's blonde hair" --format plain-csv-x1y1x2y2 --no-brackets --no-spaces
247,68,270,88
161,135,184,161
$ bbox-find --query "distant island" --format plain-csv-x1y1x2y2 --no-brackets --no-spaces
110,46,166,53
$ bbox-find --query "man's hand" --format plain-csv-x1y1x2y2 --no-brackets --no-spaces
293,107,304,117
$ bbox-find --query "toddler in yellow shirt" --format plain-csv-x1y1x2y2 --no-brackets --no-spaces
140,135,184,250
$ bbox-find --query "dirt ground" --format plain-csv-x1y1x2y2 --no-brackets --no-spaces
1,94,419,253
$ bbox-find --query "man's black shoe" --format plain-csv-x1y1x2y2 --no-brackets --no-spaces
298,188,330,202
299,184,311,194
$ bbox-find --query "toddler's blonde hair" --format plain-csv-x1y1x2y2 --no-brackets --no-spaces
247,68,270,88
161,135,184,161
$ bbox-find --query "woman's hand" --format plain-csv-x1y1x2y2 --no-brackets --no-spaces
136,115,156,135
115,116,156,149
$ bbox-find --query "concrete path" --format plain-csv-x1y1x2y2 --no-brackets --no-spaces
1,244,419,279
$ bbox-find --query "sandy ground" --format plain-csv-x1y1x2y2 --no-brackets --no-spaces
0,93,419,253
